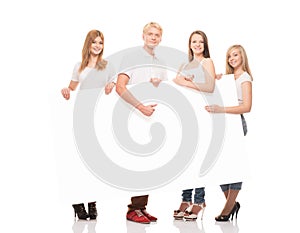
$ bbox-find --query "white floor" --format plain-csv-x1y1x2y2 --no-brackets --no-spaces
72,216,240,233
53,180,298,233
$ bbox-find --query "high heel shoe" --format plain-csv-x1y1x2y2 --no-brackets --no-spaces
183,202,206,221
215,202,240,221
234,202,240,219
72,203,89,220
88,201,98,220
173,202,191,220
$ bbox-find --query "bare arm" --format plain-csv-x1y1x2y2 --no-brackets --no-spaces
61,80,79,100
205,81,252,114
194,58,215,92
173,59,216,93
116,73,157,116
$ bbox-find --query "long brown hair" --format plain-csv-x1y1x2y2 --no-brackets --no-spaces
188,30,210,62
226,44,253,80
79,30,107,72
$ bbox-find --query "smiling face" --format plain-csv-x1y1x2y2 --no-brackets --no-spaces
143,26,162,49
90,36,103,56
188,30,210,61
190,33,205,56
227,48,243,70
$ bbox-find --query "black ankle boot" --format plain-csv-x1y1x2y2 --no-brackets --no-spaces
72,203,89,220
88,201,98,220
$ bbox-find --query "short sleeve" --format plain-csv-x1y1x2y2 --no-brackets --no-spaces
118,49,139,79
118,48,142,73
71,62,81,82
239,72,252,84
107,62,117,83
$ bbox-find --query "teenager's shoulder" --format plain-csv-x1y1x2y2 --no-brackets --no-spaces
201,57,214,67
239,72,252,83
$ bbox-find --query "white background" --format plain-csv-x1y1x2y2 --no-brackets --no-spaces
1,0,299,232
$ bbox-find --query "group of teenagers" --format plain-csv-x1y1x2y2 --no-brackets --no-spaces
61,22,253,224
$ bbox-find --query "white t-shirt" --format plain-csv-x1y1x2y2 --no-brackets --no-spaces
71,61,116,90
119,47,167,85
235,72,252,104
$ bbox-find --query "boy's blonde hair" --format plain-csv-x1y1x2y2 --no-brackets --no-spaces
143,22,163,35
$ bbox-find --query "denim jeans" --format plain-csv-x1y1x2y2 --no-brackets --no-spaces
182,187,205,204
220,182,242,192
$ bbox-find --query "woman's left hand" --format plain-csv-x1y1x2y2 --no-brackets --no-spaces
205,104,225,113
105,82,115,95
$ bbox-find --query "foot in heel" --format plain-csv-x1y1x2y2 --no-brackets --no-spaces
174,202,191,220
72,203,89,220
183,203,206,221
215,202,240,222
88,201,98,220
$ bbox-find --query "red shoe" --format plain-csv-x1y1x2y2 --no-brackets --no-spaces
141,209,157,222
126,210,150,224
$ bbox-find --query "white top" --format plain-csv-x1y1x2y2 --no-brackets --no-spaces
181,60,205,83
235,72,252,104
119,47,167,85
71,61,116,90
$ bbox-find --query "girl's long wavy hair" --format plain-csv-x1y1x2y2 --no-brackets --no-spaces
226,44,253,80
79,30,107,72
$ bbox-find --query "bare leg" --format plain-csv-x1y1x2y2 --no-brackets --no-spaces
220,189,239,215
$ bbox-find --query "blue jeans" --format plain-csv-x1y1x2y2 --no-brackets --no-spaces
182,187,205,204
220,182,242,192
